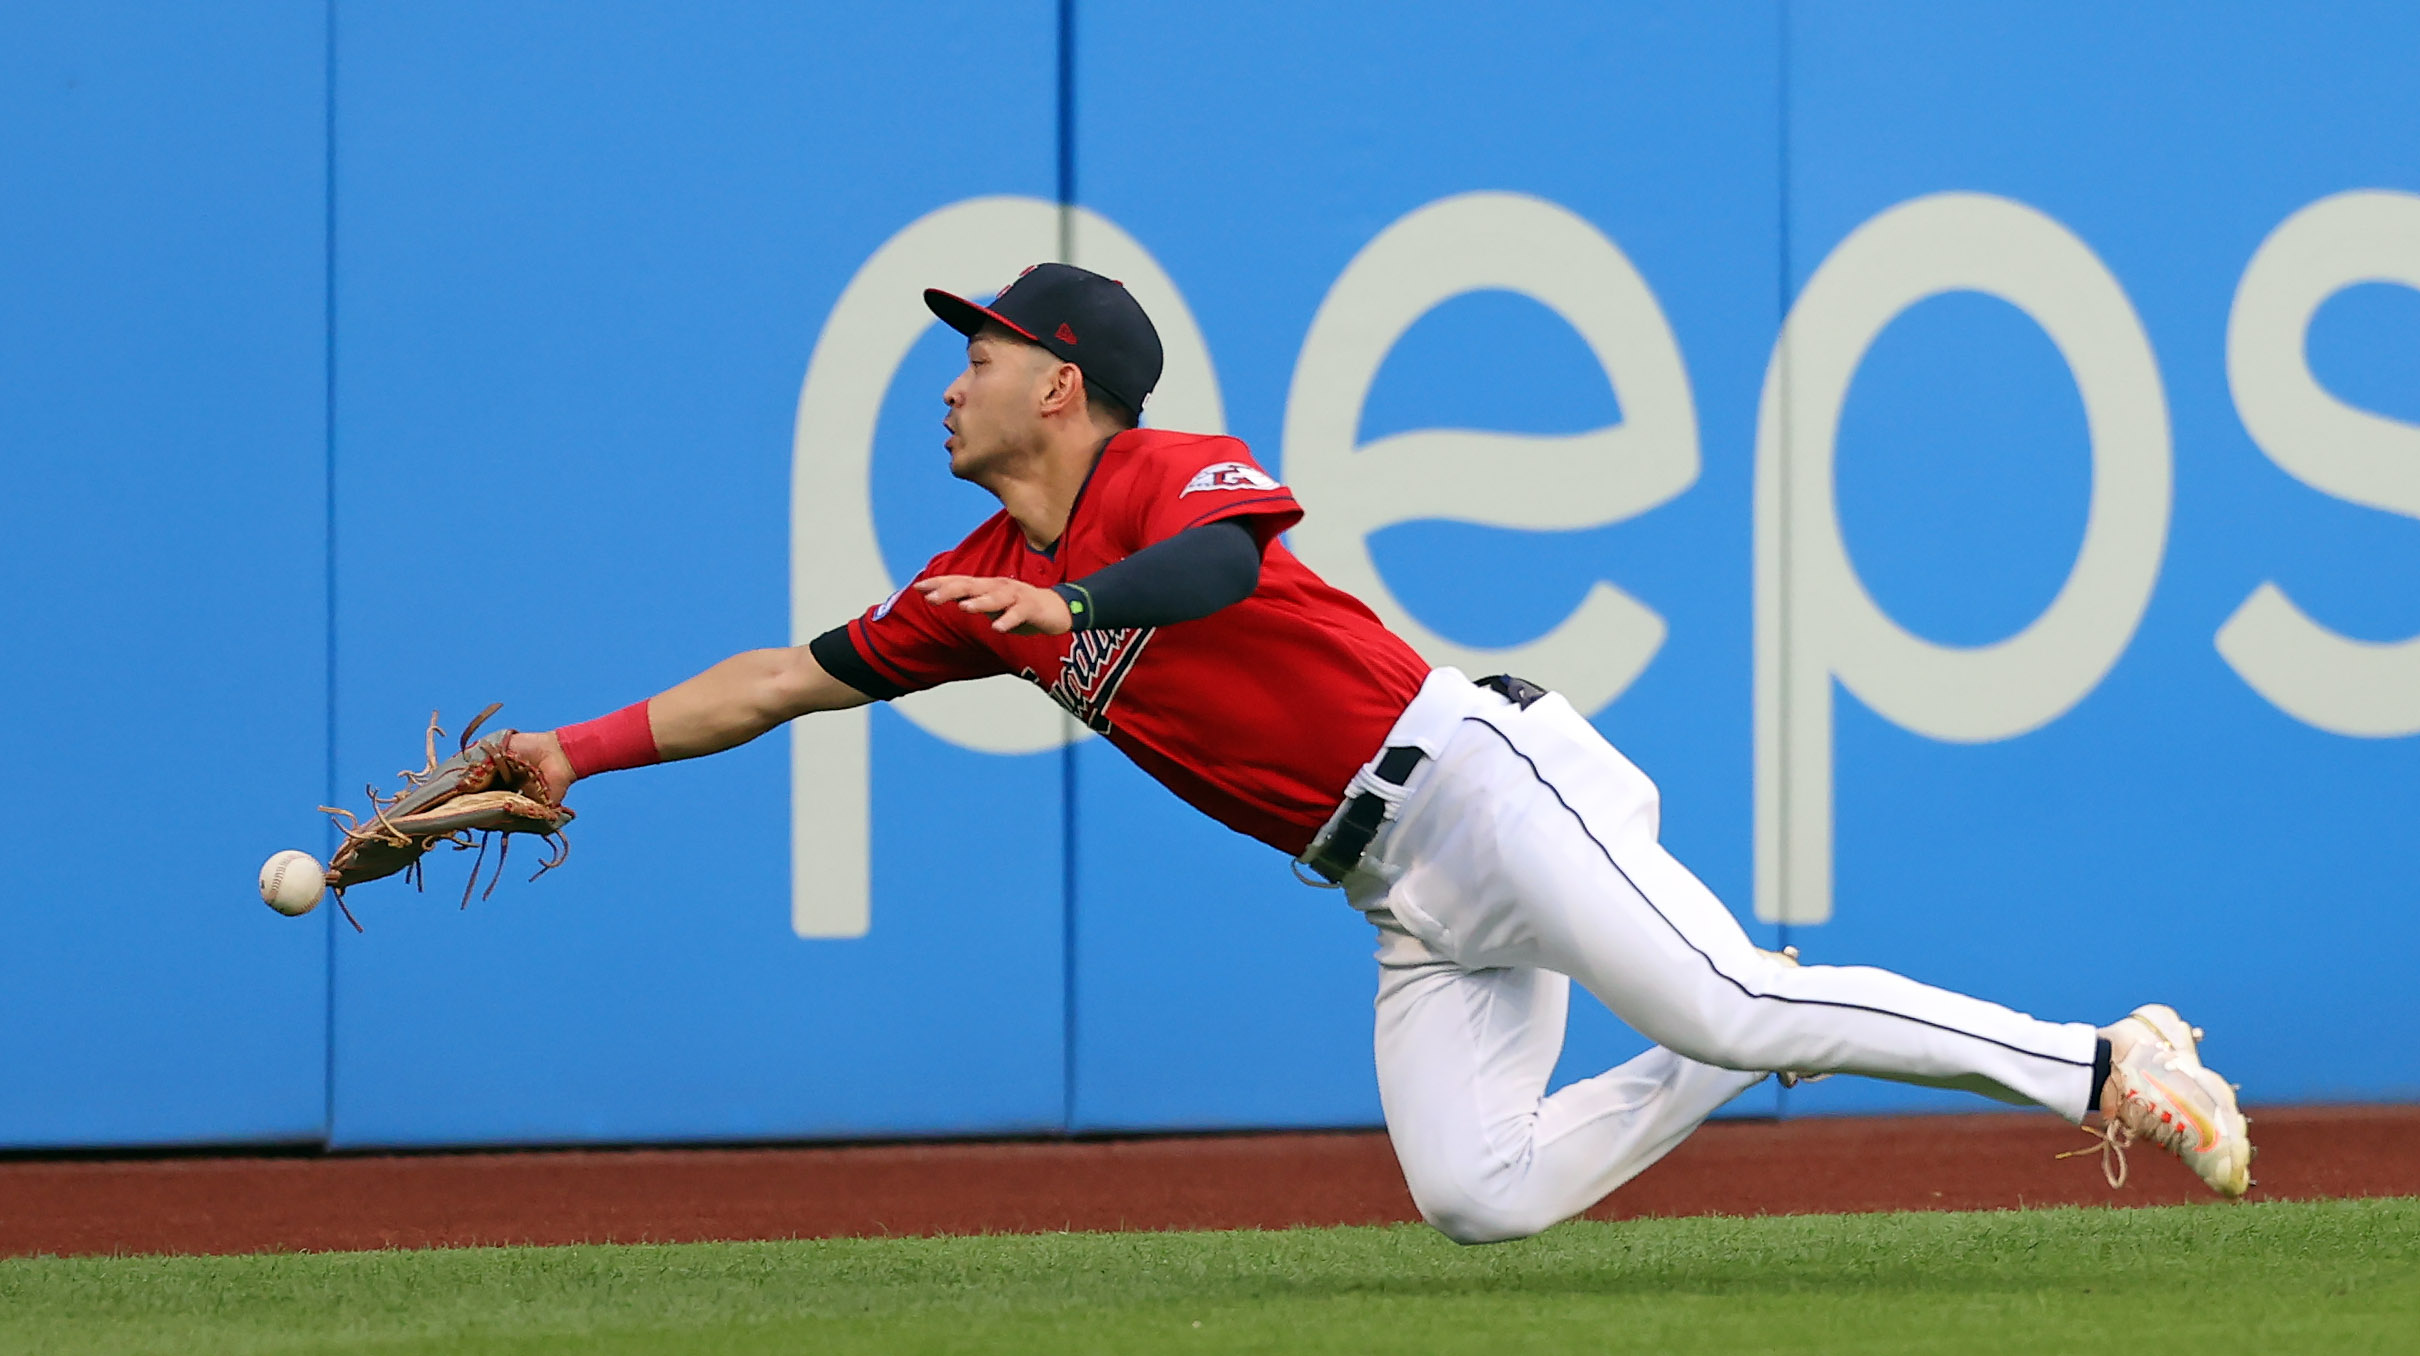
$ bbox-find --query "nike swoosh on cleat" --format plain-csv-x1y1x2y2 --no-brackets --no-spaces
2139,1071,2221,1153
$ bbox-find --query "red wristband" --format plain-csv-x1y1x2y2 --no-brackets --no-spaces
555,701,660,778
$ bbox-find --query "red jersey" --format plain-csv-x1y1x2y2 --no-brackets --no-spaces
832,429,1429,854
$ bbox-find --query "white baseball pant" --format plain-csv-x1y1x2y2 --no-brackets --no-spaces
1324,669,2101,1245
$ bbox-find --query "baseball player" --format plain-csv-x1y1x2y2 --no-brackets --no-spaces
511,263,2253,1242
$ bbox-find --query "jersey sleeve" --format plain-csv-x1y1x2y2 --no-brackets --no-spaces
815,552,1010,699
1117,435,1304,553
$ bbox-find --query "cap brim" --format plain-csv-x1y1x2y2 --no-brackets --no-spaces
923,289,1041,342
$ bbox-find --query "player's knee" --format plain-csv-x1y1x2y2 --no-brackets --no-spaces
1403,1167,1560,1246
1416,1191,1559,1246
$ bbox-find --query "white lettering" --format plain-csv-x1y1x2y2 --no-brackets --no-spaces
1281,191,1699,715
2218,190,2420,737
1754,193,2172,924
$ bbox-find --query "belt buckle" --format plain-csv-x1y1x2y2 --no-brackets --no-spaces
1291,855,1346,889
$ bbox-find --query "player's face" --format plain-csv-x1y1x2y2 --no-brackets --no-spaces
942,332,1054,483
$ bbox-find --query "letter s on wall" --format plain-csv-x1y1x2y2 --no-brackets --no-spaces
2220,190,2420,738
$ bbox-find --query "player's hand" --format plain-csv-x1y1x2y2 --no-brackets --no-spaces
917,575,1074,636
506,730,579,803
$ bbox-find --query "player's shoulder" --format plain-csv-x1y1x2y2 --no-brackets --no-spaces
1101,428,1284,491
1104,426,1255,466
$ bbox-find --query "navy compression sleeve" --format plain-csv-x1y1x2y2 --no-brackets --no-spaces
1053,518,1261,632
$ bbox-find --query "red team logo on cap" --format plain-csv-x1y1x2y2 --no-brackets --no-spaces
1055,322,1079,345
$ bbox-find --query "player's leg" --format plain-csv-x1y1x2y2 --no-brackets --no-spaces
1379,694,2102,1118
1562,844,2253,1196
1549,831,2102,1113
1369,916,1767,1246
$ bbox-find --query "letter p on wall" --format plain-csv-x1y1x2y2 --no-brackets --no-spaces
1755,194,2173,926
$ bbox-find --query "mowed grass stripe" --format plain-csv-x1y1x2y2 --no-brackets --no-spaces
4,1197,2413,1355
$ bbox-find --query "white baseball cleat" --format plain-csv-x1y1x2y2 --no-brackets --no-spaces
2069,1004,2254,1198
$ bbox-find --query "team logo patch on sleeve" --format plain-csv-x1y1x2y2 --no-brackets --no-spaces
1179,461,1281,496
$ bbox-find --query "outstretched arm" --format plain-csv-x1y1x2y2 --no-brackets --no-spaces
510,646,872,798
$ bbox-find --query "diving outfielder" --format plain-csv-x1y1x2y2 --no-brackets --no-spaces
513,263,2253,1242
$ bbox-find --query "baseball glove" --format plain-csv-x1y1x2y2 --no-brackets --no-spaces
318,704,573,929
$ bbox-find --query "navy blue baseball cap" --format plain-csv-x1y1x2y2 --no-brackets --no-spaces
925,263,1163,415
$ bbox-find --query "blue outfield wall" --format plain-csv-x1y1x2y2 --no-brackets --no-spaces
1775,3,2420,1114
0,2,330,1148
326,2,1069,1148
0,2,2412,1149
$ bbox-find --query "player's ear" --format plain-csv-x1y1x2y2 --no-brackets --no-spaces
1038,359,1084,417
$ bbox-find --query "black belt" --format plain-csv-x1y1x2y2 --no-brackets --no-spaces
1303,744,1427,884
1302,673,1549,884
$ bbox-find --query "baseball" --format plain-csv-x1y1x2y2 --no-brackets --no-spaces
259,849,326,917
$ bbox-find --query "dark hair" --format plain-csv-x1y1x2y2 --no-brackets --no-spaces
1083,374,1139,431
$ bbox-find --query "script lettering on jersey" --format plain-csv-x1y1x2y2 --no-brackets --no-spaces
1024,627,1157,733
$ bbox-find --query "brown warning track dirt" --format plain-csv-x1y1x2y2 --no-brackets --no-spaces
2,1105,2413,1258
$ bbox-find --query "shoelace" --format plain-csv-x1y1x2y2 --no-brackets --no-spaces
2058,1117,2137,1188
2057,1071,2203,1189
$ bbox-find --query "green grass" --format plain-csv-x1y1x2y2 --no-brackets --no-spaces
4,1198,2413,1355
